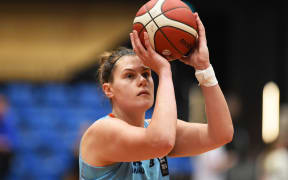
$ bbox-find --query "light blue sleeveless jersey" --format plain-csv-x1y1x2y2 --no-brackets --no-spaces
79,116,170,180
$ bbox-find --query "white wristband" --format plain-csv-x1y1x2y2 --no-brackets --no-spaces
195,64,218,87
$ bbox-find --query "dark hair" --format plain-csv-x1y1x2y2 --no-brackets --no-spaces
98,47,135,84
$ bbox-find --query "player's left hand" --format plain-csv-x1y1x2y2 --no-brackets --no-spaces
179,13,210,70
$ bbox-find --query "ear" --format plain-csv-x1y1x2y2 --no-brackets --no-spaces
102,83,114,99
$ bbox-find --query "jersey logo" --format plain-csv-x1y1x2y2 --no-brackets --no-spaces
158,157,169,176
132,161,145,174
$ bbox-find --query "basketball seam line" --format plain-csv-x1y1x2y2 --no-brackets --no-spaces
144,4,185,57
161,26,196,48
161,7,197,31
138,6,190,36
160,0,192,29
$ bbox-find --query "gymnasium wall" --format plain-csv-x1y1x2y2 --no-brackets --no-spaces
0,2,141,81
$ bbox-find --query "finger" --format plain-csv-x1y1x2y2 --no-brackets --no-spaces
143,32,154,53
131,32,145,60
133,30,146,56
193,12,198,20
131,31,141,55
130,32,136,51
195,14,207,47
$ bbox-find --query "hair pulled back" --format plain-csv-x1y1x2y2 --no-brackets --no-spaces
98,47,135,84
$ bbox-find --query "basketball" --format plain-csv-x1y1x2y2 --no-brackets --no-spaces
133,0,198,61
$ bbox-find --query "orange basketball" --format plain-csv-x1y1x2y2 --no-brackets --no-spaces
133,0,198,61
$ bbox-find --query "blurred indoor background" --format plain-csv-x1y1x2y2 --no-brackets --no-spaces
0,0,287,180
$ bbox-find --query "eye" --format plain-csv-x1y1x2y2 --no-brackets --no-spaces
126,73,135,79
142,72,150,79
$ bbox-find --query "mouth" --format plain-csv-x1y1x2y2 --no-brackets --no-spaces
137,90,150,96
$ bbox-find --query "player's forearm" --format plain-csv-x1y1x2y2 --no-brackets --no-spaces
147,68,177,150
201,85,234,144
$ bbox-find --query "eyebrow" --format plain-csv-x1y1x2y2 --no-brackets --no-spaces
122,67,150,72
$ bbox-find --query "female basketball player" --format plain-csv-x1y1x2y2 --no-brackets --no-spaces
79,13,234,180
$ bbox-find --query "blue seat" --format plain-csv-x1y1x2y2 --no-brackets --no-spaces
17,130,50,152
72,83,105,107
38,83,70,106
10,152,40,177
6,82,36,106
5,83,112,179
15,107,43,133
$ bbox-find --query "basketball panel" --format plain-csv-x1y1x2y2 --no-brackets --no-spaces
145,21,159,49
163,8,197,31
154,30,182,61
136,0,158,16
154,14,198,39
161,0,189,12
161,26,197,56
139,28,147,49
133,23,145,34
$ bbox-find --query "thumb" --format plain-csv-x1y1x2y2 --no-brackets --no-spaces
195,13,207,48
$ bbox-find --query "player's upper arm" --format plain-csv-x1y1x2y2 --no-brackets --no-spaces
80,118,172,166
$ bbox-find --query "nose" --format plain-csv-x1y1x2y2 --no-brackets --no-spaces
137,74,148,87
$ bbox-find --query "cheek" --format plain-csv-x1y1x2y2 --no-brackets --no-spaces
114,83,135,98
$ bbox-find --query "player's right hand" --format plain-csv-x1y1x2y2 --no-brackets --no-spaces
130,30,171,75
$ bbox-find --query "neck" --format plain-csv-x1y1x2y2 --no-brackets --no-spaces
111,106,145,127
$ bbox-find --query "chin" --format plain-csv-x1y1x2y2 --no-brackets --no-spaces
134,100,153,111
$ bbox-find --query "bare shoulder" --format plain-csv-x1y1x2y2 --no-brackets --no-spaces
80,117,130,165
82,117,128,141
80,117,159,166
